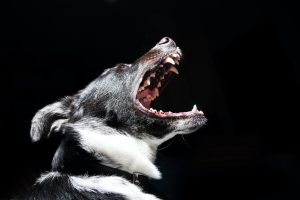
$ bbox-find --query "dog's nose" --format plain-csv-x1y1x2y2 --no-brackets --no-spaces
157,37,176,47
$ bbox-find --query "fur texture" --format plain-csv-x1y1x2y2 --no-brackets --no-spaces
18,37,207,200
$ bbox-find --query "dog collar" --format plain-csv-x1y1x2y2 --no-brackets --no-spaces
97,163,148,186
133,172,145,185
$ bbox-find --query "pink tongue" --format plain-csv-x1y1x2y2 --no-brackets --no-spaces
137,89,157,109
137,89,157,100
137,89,150,99
142,101,151,109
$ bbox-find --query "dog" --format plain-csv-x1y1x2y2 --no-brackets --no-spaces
17,37,207,200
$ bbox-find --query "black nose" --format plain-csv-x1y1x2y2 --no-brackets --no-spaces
157,37,176,47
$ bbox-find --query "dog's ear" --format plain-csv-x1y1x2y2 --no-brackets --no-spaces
30,98,71,142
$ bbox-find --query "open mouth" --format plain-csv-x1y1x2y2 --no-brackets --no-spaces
135,51,204,118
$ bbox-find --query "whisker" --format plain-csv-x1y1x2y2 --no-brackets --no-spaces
181,134,192,149
157,140,174,150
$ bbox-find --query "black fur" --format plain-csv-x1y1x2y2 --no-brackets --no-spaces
17,37,207,200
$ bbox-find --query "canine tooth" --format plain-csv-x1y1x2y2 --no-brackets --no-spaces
147,79,151,86
159,64,164,68
154,88,159,97
169,66,179,74
143,78,151,87
157,82,161,87
172,53,180,59
164,57,175,65
192,104,198,112
150,73,156,78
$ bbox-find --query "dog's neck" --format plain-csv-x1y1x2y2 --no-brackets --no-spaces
51,126,162,180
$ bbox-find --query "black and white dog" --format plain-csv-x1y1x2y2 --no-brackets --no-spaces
19,37,207,200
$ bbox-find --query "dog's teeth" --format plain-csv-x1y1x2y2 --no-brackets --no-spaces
150,73,156,78
147,79,151,86
164,57,175,65
153,88,159,97
159,64,164,68
143,78,151,87
192,104,198,112
169,66,179,74
172,53,179,58
174,54,181,60
157,82,161,87
150,108,157,112
138,86,144,92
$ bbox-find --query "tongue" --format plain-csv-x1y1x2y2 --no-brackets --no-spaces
137,89,155,109
137,89,151,99
142,100,151,109
137,89,158,100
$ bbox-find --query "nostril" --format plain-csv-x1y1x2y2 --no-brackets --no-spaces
158,37,170,45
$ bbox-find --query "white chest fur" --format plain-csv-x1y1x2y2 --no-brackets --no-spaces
75,126,161,179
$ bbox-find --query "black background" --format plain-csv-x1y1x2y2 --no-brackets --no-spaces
1,0,300,199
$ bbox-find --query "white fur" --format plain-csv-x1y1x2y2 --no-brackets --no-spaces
146,132,178,147
36,171,61,184
74,125,162,179
70,175,161,200
36,172,160,200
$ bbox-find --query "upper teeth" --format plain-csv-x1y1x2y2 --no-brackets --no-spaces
150,73,156,78
157,82,162,87
142,78,151,87
164,57,175,65
137,53,181,111
153,88,159,97
169,66,179,74
172,53,180,59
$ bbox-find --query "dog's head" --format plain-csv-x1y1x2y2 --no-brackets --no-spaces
30,37,207,178
31,37,206,143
